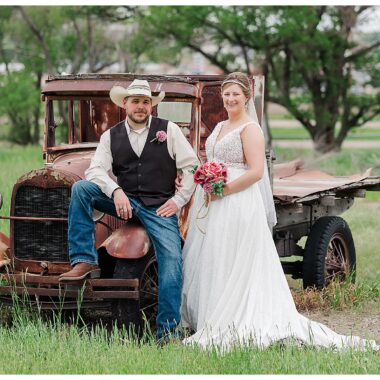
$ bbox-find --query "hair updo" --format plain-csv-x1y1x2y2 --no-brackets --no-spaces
221,72,252,99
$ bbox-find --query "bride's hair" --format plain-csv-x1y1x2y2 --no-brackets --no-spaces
221,72,252,99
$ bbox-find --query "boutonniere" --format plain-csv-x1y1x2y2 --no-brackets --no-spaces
150,130,167,144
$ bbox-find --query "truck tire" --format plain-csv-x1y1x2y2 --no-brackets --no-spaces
112,253,158,336
303,216,356,289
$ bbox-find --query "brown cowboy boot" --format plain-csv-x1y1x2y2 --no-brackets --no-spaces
59,262,100,282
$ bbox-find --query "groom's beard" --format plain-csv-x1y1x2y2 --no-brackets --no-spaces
127,110,150,125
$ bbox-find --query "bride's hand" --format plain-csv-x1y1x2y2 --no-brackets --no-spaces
210,194,221,202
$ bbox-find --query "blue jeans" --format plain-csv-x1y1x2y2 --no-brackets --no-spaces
68,180,183,338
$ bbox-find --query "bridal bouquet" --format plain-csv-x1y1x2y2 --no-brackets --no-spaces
191,161,228,202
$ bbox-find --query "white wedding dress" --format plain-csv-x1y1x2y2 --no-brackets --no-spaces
180,121,378,352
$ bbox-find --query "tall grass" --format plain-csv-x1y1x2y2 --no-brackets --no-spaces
270,127,380,140
275,147,380,176
0,143,379,374
0,304,379,374
0,143,44,235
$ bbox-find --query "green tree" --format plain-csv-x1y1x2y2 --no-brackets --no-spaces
0,6,123,144
131,6,380,153
0,70,41,144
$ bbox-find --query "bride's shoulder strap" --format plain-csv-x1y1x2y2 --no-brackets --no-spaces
238,120,262,133
213,121,224,132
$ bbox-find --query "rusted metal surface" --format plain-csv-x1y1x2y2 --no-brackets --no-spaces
14,258,72,274
0,232,9,267
273,159,374,203
0,232,9,246
9,169,78,265
179,195,194,240
0,296,111,310
43,78,198,98
0,272,139,301
274,198,354,230
100,222,151,259
0,272,138,287
0,285,139,300
51,151,94,178
0,242,10,268
2,72,380,308
1,216,67,221
14,168,79,188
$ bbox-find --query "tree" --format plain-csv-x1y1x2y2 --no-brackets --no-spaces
0,71,41,144
130,6,380,153
0,6,127,144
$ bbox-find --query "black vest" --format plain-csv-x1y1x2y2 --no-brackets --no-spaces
110,117,177,207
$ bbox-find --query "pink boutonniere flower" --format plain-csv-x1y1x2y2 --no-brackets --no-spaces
150,130,167,144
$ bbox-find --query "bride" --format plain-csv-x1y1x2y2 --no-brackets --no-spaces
180,71,378,352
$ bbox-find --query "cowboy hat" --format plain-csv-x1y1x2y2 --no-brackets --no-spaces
110,79,165,108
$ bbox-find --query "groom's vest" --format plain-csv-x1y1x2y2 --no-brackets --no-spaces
110,117,177,207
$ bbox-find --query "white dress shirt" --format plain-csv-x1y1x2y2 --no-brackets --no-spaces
85,116,199,209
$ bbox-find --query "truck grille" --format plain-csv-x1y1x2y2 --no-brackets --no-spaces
13,186,71,262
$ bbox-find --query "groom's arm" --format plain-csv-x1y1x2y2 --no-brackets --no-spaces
85,130,120,198
168,121,199,208
156,121,199,217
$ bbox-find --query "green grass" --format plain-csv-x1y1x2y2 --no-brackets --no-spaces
0,142,44,235
0,142,379,374
274,146,380,174
270,127,380,140
0,308,378,374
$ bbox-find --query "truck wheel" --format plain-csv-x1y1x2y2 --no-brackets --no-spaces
112,254,158,336
138,257,158,330
303,216,356,289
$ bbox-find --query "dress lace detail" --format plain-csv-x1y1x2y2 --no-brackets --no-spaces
205,121,254,169
180,120,379,352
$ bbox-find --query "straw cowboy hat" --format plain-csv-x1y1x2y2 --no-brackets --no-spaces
110,79,165,108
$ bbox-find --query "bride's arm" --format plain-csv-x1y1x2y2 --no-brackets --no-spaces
221,124,265,198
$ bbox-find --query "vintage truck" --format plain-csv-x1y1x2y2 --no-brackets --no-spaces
1,73,379,329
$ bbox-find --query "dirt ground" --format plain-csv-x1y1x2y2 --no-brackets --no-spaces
301,302,379,342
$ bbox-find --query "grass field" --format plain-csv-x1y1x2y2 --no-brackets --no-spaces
270,127,380,140
0,141,379,374
0,312,379,374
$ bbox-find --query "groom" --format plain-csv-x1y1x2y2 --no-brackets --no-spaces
59,79,199,339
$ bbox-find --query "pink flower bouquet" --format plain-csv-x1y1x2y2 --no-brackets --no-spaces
191,161,228,200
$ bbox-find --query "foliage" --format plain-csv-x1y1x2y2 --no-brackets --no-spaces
0,71,41,144
0,5,379,151
0,6,131,144
130,6,380,153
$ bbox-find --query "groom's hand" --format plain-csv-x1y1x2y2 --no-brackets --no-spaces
113,188,133,219
156,199,178,217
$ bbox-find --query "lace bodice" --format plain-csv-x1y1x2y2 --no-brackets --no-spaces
205,121,253,168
